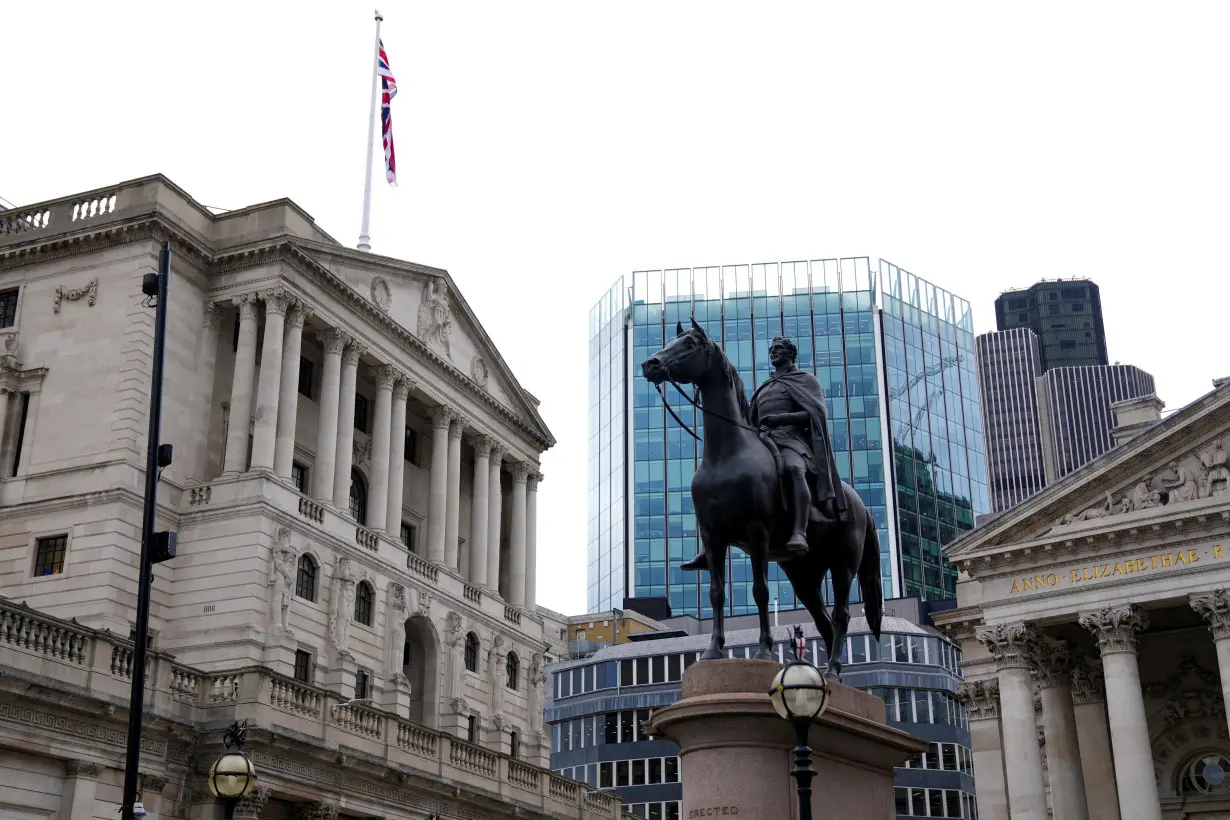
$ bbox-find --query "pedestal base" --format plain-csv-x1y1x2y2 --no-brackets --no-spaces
647,659,926,820
262,627,298,678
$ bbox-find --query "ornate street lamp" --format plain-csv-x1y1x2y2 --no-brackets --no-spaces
209,722,256,819
768,626,831,820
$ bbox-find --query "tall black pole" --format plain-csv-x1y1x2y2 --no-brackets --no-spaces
792,720,816,820
120,240,171,820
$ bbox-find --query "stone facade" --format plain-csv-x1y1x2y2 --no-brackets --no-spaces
0,177,620,820
936,378,1230,820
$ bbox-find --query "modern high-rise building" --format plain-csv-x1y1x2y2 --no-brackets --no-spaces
1038,363,1157,479
587,259,990,618
993,279,1108,370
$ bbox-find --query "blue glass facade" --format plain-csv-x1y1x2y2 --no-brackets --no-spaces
587,259,988,615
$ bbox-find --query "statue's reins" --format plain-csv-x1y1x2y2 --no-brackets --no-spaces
653,378,786,480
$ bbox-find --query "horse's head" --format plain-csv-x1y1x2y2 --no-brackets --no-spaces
641,317,713,386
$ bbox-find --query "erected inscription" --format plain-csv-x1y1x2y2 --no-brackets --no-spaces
1008,543,1226,595
688,808,739,818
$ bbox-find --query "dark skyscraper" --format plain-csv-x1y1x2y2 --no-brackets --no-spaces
976,328,1048,513
994,279,1108,371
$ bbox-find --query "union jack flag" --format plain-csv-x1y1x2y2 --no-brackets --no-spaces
378,40,398,186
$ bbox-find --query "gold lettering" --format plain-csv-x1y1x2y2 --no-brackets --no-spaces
1162,553,1174,567
1216,545,1226,559
1083,567,1095,581
1033,576,1050,588
1047,573,1058,586
1190,549,1200,563
1012,580,1023,594
1150,555,1160,569
1072,570,1082,583
1024,577,1035,591
1115,562,1126,575
1177,552,1188,565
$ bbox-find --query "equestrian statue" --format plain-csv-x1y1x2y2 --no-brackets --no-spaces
641,319,883,679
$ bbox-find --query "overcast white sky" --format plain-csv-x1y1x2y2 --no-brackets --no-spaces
4,2,1228,616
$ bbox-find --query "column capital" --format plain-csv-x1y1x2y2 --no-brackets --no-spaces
371,363,399,390
511,462,533,484
232,786,272,820
976,622,1040,670
472,434,493,458
233,292,258,319
1031,640,1073,688
956,678,1000,720
318,328,352,355
65,760,102,779
429,404,456,430
1190,589,1230,640
449,415,468,440
393,375,414,401
204,300,223,329
287,303,313,328
296,802,339,820
261,288,294,316
343,342,367,367
141,774,169,793
1069,658,1107,704
528,471,543,491
1079,604,1150,654
489,442,506,463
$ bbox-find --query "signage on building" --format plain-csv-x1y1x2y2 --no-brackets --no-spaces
1007,542,1227,595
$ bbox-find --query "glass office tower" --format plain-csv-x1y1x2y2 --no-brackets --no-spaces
587,259,989,617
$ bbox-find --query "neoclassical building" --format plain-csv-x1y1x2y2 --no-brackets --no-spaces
936,382,1230,820
0,177,621,820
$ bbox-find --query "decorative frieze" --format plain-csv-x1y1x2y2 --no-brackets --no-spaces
65,760,102,779
975,622,1039,670
956,679,1000,720
1190,588,1230,640
1079,604,1149,654
53,278,97,314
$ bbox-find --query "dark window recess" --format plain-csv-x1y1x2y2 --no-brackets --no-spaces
298,358,315,398
291,463,308,493
1061,287,1086,299
506,653,519,690
11,392,30,477
1049,292,1059,300
1017,312,1028,322
355,669,370,700
33,535,68,576
509,731,519,759
295,555,317,600
0,288,17,328
400,522,416,552
1048,304,1060,314
1007,298,1026,310
1071,303,1084,312
403,640,412,667
349,470,367,524
293,650,313,683
404,428,418,464
466,715,478,743
354,395,370,433
1060,340,1076,349
232,319,240,352
464,633,480,672
620,658,634,685
604,713,619,744
354,582,374,625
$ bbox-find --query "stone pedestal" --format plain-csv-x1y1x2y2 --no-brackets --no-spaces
262,627,298,678
381,674,412,717
647,659,925,820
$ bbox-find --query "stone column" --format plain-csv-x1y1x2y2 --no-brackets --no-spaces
445,416,465,569
1034,642,1090,820
61,761,102,820
1070,660,1121,820
486,444,505,594
223,294,259,475
387,377,412,536
367,364,397,532
958,680,1009,820
139,774,168,820
469,435,492,586
1079,605,1160,820
250,290,290,471
526,471,541,609
977,623,1048,820
274,303,310,480
312,329,349,501
425,405,454,564
508,462,531,607
0,387,10,455
332,342,364,511
1190,588,1230,740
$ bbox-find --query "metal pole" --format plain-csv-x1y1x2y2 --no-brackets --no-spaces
791,720,816,820
357,9,384,251
120,240,170,820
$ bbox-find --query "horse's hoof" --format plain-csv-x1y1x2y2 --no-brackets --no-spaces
700,648,724,661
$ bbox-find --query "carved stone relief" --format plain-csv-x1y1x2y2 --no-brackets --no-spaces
956,679,1000,720
53,278,98,314
370,276,392,313
353,438,372,465
267,528,297,635
328,558,357,653
470,356,489,389
417,277,452,359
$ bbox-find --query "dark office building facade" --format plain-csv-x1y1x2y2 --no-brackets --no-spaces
546,600,976,820
1039,364,1156,479
587,259,990,618
993,279,1108,371
976,328,1048,513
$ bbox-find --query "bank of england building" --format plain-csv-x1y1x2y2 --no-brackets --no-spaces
0,176,621,820
937,382,1230,819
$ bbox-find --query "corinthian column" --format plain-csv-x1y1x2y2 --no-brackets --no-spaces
1034,641,1090,820
223,294,259,475
469,435,492,586
426,405,454,564
333,342,365,511
250,290,291,471
312,329,349,502
1079,605,1159,820
508,462,531,607
1190,588,1230,739
274,303,310,479
486,444,505,594
1070,660,1120,820
445,416,465,569
367,364,397,532
526,471,541,609
957,679,1008,820
387,378,412,536
977,623,1047,820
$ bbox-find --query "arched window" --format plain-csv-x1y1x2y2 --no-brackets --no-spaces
354,580,374,626
295,555,317,601
506,652,519,690
464,632,480,672
349,469,367,524
1178,751,1230,796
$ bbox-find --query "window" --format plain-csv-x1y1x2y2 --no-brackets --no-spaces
354,581,374,625
349,469,367,524
297,357,314,398
355,394,370,433
506,652,519,690
400,522,416,552
509,730,519,759
293,649,313,683
33,535,67,576
295,554,318,601
466,714,478,743
291,462,308,493
1071,303,1084,312
464,632,480,672
355,668,370,700
1060,340,1076,349
0,288,17,328
1048,304,1060,314
404,428,418,464
1017,312,1027,322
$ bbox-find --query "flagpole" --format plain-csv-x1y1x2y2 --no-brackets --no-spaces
357,9,383,252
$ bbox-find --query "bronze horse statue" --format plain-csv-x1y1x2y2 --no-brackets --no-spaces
641,318,883,679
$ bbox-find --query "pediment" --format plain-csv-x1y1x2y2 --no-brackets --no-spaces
947,382,1230,558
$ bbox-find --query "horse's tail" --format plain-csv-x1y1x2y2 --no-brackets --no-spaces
858,519,884,641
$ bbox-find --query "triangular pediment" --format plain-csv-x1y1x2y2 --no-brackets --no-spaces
947,382,1230,558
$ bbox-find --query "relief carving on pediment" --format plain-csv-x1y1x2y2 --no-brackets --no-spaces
1059,433,1230,525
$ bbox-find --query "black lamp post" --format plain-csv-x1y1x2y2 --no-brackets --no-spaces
209,722,257,819
768,626,831,820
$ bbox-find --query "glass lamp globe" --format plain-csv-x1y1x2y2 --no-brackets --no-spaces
208,751,256,799
769,660,830,723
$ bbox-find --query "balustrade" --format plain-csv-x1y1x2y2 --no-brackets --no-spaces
333,702,383,739
396,721,439,758
549,775,580,803
356,526,379,551
464,584,483,605
0,606,91,664
169,666,201,700
450,739,498,777
298,495,325,523
407,550,440,582
269,675,323,717
508,759,541,792
504,605,523,626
